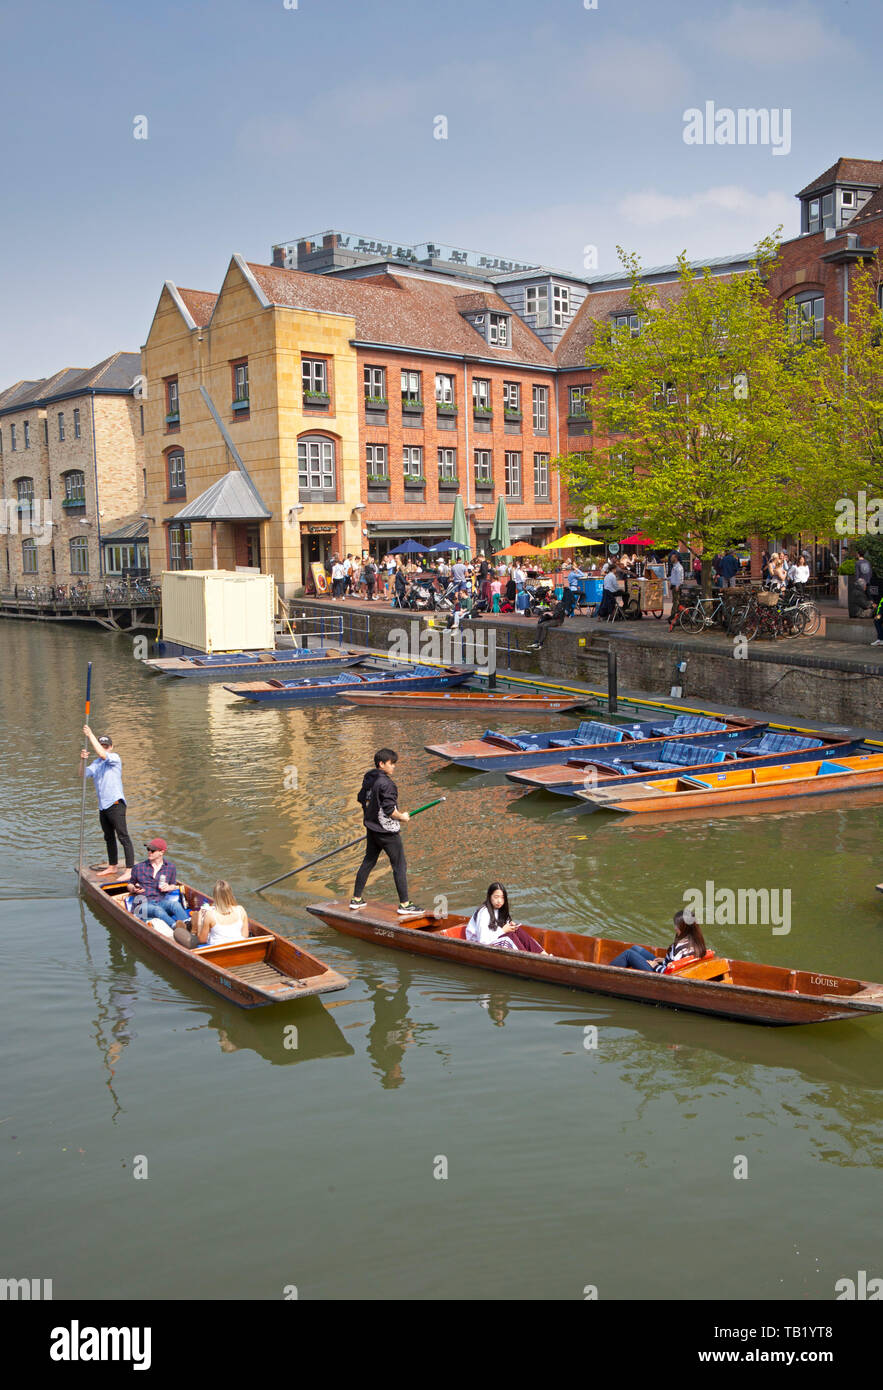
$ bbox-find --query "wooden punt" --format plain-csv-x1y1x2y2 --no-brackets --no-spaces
506,735,862,797
80,866,348,1008
425,715,761,772
336,689,586,714
306,899,883,1025
225,665,473,703
574,751,883,815
145,648,364,680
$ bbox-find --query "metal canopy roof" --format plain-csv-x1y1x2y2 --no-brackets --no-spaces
172,471,271,523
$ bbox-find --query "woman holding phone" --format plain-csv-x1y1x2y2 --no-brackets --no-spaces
465,883,546,954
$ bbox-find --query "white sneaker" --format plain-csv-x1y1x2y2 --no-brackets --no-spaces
873,639,883,646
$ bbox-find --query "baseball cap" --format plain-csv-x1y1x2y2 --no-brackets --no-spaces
98,735,113,747
146,838,167,853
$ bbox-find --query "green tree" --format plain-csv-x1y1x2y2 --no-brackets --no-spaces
557,238,829,590
820,261,883,530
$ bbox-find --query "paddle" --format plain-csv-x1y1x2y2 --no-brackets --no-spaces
77,661,93,894
255,797,446,893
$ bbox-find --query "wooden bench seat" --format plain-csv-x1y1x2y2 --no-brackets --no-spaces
674,956,733,983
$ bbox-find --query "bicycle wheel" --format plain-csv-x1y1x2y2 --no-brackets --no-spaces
679,605,706,634
647,601,664,619
798,603,821,636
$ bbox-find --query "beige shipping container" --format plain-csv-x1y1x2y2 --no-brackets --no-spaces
161,571,276,653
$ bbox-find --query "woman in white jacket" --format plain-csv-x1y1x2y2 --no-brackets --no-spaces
465,883,546,954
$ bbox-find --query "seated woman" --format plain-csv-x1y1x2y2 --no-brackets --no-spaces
609,907,707,972
174,879,250,950
465,883,546,954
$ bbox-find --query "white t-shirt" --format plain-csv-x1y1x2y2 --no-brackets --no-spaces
465,905,519,951
788,563,810,584
513,566,526,585
669,561,684,587
603,571,621,593
331,562,345,580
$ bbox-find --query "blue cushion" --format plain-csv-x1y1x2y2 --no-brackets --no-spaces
817,761,851,776
652,714,728,736
657,740,727,767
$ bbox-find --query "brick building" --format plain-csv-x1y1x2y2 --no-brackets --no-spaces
141,252,573,595
0,354,145,590
142,163,883,597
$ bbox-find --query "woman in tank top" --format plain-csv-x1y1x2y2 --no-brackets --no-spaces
197,880,250,946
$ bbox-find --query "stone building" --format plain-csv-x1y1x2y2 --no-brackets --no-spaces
0,353,145,589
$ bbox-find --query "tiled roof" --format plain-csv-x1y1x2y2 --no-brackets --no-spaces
555,278,734,369
177,288,218,326
0,379,45,411
798,158,883,197
245,263,555,366
0,353,141,412
849,186,883,228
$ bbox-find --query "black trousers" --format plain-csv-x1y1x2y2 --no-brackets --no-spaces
535,614,564,647
99,799,135,867
354,829,409,902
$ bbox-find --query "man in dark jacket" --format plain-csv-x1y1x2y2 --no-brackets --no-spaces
528,596,568,648
350,749,420,914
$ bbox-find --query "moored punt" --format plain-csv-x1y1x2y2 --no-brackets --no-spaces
426,713,764,772
507,733,864,798
226,664,474,703
573,750,883,816
145,647,364,680
80,866,348,1008
306,899,883,1025
337,689,586,714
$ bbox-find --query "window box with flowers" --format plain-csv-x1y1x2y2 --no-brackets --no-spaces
503,409,522,422
231,397,250,414
436,402,458,416
438,476,460,491
165,412,180,428
61,497,86,511
365,396,388,410
304,391,331,409
473,405,493,417
404,474,426,490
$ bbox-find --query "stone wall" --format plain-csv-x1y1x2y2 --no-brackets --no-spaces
291,600,883,728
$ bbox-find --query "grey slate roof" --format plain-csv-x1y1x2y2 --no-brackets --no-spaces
0,352,141,413
172,471,271,523
101,519,149,542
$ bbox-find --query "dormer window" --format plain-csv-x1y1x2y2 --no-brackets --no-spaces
613,312,641,337
488,312,509,346
552,285,571,326
525,286,549,324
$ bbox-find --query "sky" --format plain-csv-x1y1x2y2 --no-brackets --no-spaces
1,0,881,384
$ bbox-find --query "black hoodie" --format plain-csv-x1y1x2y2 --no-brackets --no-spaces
357,768,400,833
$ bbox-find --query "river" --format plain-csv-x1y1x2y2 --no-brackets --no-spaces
1,622,880,1300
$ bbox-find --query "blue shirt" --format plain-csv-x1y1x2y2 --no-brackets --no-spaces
86,752,125,810
568,568,587,589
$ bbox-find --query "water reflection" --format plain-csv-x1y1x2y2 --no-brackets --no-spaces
78,898,353,1077
360,967,438,1089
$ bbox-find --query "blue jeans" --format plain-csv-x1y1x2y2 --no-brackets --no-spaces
610,945,658,971
134,893,190,927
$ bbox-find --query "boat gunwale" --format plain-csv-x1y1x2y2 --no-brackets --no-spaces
80,869,348,1007
306,901,883,1019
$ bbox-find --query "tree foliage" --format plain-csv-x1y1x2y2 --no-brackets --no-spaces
557,237,832,580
